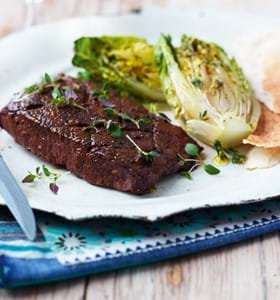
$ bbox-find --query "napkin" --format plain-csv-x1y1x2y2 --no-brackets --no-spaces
1,199,280,288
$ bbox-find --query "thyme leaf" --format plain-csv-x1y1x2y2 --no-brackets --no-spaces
204,164,220,175
91,83,110,99
185,143,199,156
22,174,37,183
179,143,220,178
86,118,123,138
126,134,160,162
51,86,85,110
25,73,53,95
158,112,171,121
105,108,152,129
191,78,202,87
107,120,123,138
180,171,192,180
25,84,38,95
22,165,62,195
43,73,52,84
213,140,247,165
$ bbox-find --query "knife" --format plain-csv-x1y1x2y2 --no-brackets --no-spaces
0,155,36,240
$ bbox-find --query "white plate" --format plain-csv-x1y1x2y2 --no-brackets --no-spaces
0,7,280,221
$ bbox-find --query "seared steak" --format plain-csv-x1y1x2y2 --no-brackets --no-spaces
0,75,199,194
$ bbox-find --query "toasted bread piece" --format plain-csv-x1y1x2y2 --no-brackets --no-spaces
243,104,280,147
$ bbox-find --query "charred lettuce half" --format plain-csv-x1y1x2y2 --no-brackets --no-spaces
155,34,261,148
73,36,165,102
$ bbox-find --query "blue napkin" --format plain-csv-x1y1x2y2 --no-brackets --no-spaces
1,199,280,288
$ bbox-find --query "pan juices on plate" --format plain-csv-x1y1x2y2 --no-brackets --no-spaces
234,31,280,169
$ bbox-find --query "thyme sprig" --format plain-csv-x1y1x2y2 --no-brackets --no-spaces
22,165,62,195
105,107,152,129
213,140,247,165
86,118,123,138
126,134,160,161
24,73,85,110
91,83,110,99
51,86,85,110
158,112,171,121
191,78,202,88
24,73,55,95
178,143,220,179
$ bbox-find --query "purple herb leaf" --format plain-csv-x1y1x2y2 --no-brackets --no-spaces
99,99,115,108
64,89,78,101
49,182,59,195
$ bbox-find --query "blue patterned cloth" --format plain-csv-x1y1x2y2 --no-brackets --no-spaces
1,199,280,288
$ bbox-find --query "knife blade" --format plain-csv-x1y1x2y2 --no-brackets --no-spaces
0,155,36,240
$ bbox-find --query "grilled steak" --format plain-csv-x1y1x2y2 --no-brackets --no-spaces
0,75,199,194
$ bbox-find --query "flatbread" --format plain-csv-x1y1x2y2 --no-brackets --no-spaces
233,31,280,113
243,104,280,147
263,53,280,113
245,146,280,170
235,32,280,169
243,104,280,170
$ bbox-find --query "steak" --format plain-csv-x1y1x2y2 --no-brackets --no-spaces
0,75,199,194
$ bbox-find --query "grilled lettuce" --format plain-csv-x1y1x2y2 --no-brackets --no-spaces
73,36,165,102
155,34,261,148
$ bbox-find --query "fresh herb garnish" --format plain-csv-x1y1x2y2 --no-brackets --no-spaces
43,73,52,84
158,112,171,121
23,73,84,110
213,140,247,165
25,84,39,95
104,107,115,116
22,166,42,183
199,110,209,121
180,170,192,180
99,99,115,108
52,86,62,99
91,83,110,99
64,89,78,101
22,165,62,195
77,70,91,81
42,164,51,176
107,120,123,138
203,164,220,175
138,118,153,126
126,134,160,161
213,140,229,165
227,148,247,164
49,182,59,194
24,73,54,95
185,143,199,156
191,78,202,87
86,118,123,138
105,108,152,129
51,86,85,110
145,150,160,161
178,143,220,179
86,119,105,133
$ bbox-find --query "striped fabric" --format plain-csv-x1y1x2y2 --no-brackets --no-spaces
1,199,280,288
